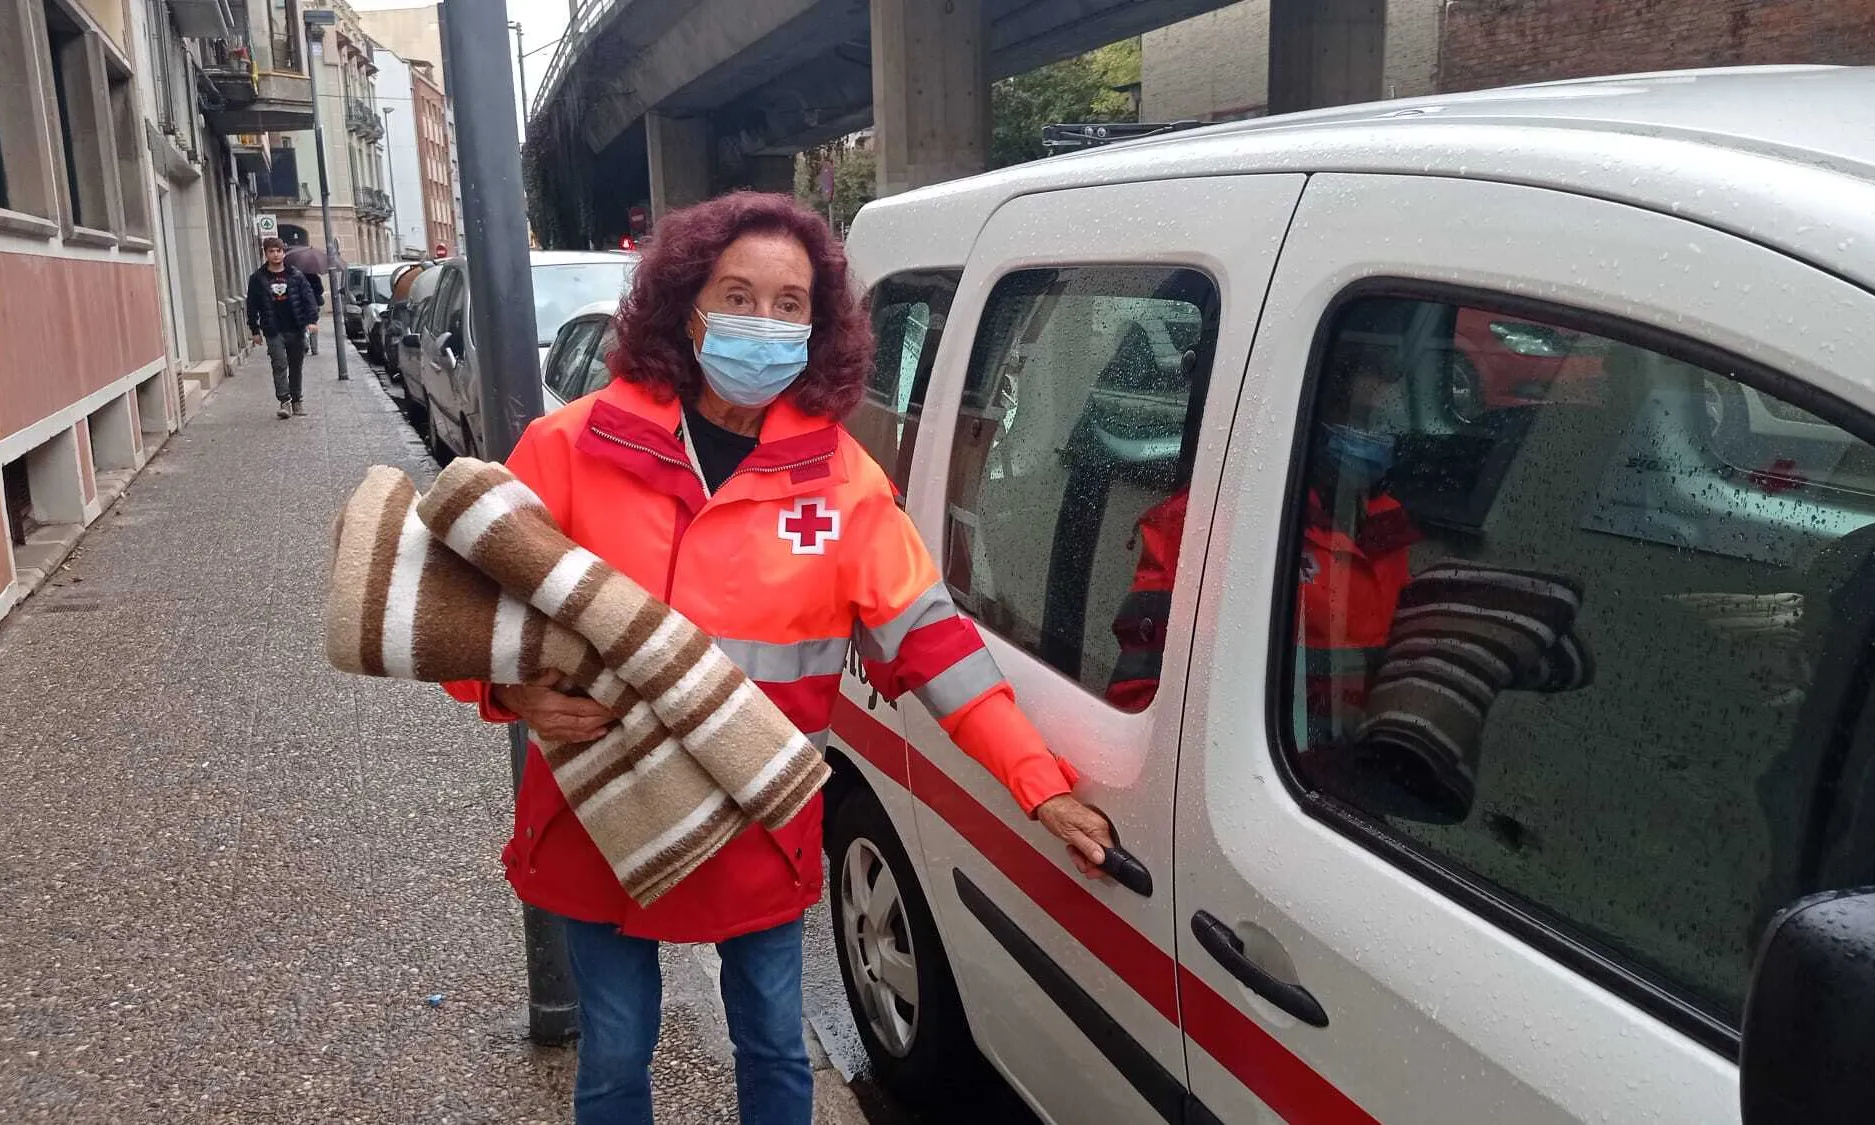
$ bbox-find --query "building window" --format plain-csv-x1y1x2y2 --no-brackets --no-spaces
43,0,113,235
1,0,62,224
106,61,147,240
269,0,301,71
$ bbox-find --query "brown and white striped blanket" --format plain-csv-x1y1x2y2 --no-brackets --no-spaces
1350,559,1592,823
325,458,829,905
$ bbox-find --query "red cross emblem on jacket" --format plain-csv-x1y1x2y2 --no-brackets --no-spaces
779,498,840,554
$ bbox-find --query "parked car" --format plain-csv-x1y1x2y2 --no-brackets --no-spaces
822,66,1875,1125
360,262,414,365
342,266,367,338
394,263,446,393
376,261,432,381
539,300,620,411
409,250,637,458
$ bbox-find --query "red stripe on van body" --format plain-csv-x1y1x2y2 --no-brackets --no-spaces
905,735,1182,1025
830,694,1380,1125
832,692,911,788
1178,967,1380,1125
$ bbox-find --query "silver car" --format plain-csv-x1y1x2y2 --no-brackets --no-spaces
394,264,444,389
540,300,622,411
409,250,638,458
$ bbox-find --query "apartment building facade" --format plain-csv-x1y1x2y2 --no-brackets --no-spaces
356,1,460,251
1,0,320,622
370,41,454,259
261,0,390,265
410,61,454,257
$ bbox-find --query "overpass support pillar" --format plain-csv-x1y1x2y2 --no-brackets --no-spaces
647,113,713,219
870,0,989,196
1268,0,1387,115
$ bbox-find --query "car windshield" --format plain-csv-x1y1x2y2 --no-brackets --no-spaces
532,261,634,346
367,273,397,302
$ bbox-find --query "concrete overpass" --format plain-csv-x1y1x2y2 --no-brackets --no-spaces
525,0,1390,247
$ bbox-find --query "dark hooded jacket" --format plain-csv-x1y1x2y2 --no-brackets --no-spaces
246,265,320,336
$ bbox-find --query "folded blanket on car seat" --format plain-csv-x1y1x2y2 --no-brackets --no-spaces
1350,559,1593,823
325,459,829,906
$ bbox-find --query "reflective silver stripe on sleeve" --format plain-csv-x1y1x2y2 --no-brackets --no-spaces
713,636,851,683
913,647,1005,719
858,580,959,662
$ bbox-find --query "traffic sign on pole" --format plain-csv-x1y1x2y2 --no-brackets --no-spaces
254,213,278,238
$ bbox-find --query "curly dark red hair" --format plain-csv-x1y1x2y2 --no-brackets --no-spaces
610,192,871,420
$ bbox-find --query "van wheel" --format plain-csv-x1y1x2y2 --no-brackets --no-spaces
827,786,980,1103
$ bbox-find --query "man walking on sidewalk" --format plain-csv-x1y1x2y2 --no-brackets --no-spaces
284,244,326,355
246,237,321,418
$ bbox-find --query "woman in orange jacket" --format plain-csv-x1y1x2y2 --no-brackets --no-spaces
447,193,1110,1125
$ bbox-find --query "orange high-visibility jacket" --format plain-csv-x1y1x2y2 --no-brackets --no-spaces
447,378,1076,942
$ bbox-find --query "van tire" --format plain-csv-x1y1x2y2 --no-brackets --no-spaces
826,786,982,1105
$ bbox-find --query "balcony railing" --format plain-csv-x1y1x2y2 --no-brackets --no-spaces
346,98,384,139
198,18,314,134
355,186,392,221
202,38,260,105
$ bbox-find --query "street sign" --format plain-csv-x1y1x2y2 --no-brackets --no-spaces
254,213,278,237
434,242,448,257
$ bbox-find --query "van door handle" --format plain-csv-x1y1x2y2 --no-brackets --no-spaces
1086,807,1153,897
1098,842,1153,897
1190,910,1329,1028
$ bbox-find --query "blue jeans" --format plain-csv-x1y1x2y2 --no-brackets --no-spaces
561,916,812,1125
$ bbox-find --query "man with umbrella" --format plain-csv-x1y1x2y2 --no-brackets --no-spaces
283,244,328,354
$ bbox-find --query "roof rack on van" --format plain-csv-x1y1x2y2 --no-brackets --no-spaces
1041,120,1204,153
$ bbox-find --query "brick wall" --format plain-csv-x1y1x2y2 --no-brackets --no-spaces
1440,0,1875,92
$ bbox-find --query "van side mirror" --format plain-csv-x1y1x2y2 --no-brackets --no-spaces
1740,888,1875,1125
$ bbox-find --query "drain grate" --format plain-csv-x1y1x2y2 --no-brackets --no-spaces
38,599,104,613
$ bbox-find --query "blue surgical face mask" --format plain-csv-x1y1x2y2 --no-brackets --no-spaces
1324,423,1396,479
693,310,812,408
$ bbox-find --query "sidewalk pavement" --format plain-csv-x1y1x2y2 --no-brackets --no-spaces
0,341,865,1123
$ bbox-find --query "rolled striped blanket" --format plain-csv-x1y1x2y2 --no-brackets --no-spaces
326,459,829,905
1349,559,1593,823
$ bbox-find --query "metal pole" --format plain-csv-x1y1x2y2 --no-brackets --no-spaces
508,22,526,128
383,106,401,254
440,0,574,1047
304,21,350,380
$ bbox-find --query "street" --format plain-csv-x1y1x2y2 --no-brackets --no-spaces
0,342,875,1123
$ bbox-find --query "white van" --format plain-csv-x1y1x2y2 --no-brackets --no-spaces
821,67,1875,1125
